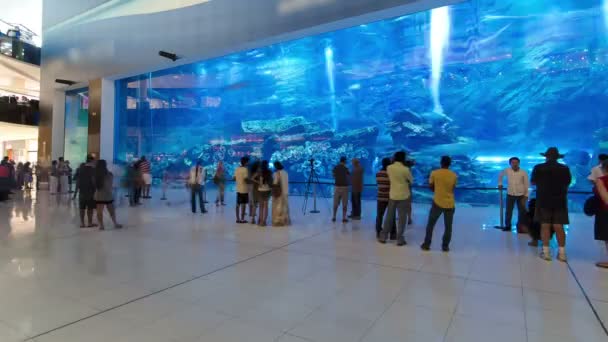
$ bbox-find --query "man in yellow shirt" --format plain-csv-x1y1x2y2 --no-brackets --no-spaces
421,156,457,252
378,151,413,246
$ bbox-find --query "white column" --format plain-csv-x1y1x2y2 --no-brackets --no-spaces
51,90,66,160
99,78,115,168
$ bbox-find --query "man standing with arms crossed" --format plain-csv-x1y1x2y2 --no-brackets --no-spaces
138,156,152,199
531,147,571,262
498,157,530,232
332,157,350,223
350,158,364,220
421,156,457,252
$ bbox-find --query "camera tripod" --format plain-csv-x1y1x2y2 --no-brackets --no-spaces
302,159,326,215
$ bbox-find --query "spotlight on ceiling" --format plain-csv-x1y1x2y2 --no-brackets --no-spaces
55,79,77,86
159,51,180,62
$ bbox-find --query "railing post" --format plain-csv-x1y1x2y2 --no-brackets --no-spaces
310,182,320,213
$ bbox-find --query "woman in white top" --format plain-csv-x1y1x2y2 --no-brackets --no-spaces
272,161,290,226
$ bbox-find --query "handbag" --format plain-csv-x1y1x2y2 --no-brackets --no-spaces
584,195,599,217
272,172,282,197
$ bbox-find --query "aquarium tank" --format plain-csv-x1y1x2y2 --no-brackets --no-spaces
114,0,608,209
64,88,89,164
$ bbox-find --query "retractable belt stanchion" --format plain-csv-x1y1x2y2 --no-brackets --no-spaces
160,177,167,201
494,187,505,229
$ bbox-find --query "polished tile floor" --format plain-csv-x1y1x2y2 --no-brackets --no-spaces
0,189,607,341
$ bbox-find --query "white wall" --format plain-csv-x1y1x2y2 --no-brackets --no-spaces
99,78,115,166
50,89,65,160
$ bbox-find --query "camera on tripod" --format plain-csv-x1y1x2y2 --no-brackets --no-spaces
303,157,324,214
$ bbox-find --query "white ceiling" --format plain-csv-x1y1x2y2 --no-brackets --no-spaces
0,54,40,97
0,122,39,141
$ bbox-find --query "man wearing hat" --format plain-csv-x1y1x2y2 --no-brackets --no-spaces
531,147,572,262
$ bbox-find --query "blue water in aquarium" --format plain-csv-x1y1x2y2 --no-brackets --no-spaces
64,88,89,164
113,0,608,208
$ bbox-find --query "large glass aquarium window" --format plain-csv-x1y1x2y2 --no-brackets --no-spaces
115,0,608,208
64,88,89,163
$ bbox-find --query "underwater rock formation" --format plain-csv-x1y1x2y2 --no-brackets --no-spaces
386,109,457,148
594,127,608,151
241,116,319,135
334,126,379,148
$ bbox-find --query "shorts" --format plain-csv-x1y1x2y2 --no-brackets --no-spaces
251,188,260,205
237,192,249,205
595,210,608,241
142,173,152,185
333,186,349,208
79,198,96,210
535,207,569,225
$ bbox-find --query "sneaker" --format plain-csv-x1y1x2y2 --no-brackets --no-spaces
557,253,567,263
442,245,450,252
420,244,430,251
396,239,407,246
540,251,552,261
332,218,336,222
502,227,511,232
377,239,387,244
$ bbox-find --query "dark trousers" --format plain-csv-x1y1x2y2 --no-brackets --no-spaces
134,187,142,204
129,186,139,206
351,192,362,217
505,195,526,228
423,203,455,247
376,201,396,237
191,185,205,213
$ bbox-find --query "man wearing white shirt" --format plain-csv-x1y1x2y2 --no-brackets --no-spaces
188,160,207,214
234,157,250,223
498,157,529,232
588,154,608,185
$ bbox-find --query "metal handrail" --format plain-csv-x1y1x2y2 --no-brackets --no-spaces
150,177,594,195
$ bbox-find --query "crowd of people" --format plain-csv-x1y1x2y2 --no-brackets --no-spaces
327,147,608,266
2,146,608,267
0,157,40,201
188,156,291,227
